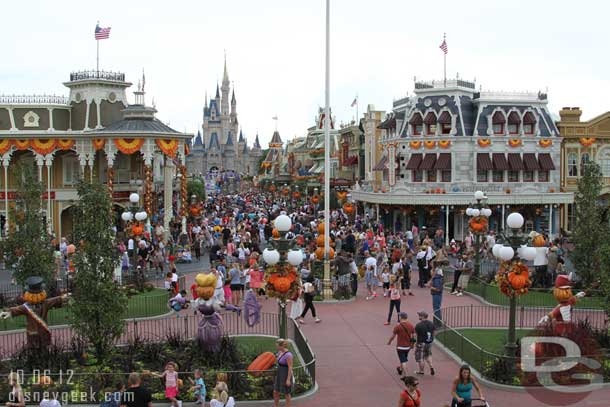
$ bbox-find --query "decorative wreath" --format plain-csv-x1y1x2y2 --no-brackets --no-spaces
265,264,301,300
468,216,488,233
496,261,531,297
477,138,491,148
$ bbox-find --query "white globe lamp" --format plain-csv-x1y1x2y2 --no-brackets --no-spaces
287,250,303,266
499,246,515,261
474,190,485,201
492,244,503,258
466,208,473,216
135,211,148,222
521,247,537,261
262,248,280,265
481,208,492,217
274,214,292,232
121,212,133,222
506,212,525,229
471,209,480,217
129,193,140,204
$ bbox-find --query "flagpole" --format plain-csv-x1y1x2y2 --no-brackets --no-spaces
356,94,359,123
96,39,99,75
322,0,332,300
443,33,447,87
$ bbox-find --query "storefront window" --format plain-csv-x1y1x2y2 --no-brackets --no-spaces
523,170,534,182
441,170,451,182
427,170,437,182
477,169,488,182
508,171,519,182
538,170,549,182
492,170,504,182
581,152,590,175
568,152,578,177
600,158,610,177
412,170,423,182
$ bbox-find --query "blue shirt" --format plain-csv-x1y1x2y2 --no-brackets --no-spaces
230,268,241,284
431,275,443,296
195,377,206,396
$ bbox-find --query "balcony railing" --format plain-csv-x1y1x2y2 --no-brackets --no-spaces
415,79,476,90
69,70,125,82
0,94,68,105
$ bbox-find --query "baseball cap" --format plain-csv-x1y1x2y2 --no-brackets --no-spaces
417,311,428,318
399,312,408,320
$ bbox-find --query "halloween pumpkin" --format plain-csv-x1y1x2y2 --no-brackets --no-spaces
336,191,348,200
315,246,335,260
316,235,326,247
293,191,301,199
282,188,290,196
468,216,488,233
247,352,277,377
190,206,201,216
132,224,144,236
508,271,529,290
553,287,572,302
311,195,320,204
533,234,546,247
273,276,292,293
272,228,281,239
317,222,325,234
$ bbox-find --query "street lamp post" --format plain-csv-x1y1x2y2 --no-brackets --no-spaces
262,212,303,338
492,211,536,357
466,190,493,277
121,193,148,286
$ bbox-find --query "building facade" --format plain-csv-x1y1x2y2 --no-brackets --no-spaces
0,70,190,238
558,108,610,231
186,60,262,177
337,120,365,183
362,105,386,188
351,79,572,242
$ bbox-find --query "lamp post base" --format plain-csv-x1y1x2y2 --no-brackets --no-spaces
322,259,333,300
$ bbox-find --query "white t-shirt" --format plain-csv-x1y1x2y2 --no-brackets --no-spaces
171,272,179,283
210,397,235,407
534,247,549,266
40,399,61,407
128,239,134,250
365,256,377,276
192,225,202,235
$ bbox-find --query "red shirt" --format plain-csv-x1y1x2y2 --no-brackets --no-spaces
393,321,416,349
190,283,198,300
400,389,421,407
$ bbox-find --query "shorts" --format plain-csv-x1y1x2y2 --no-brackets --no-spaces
415,342,432,362
396,348,411,363
458,273,470,289
383,282,390,290
171,303,182,311
231,284,243,292
165,386,178,398
401,277,410,290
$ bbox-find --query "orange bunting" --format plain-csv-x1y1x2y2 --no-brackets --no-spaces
0,139,12,154
579,137,595,147
409,141,422,149
438,140,451,149
31,139,57,155
477,138,491,147
424,140,436,149
114,138,144,155
538,139,553,148
508,139,522,147
57,139,75,150
156,139,179,157
93,138,106,151
14,139,30,150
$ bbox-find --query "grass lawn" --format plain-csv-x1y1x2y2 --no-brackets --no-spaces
235,335,302,368
456,328,533,354
0,288,169,331
464,279,605,309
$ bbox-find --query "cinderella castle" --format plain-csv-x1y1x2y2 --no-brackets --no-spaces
186,58,262,177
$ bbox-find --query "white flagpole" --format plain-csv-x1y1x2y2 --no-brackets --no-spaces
97,39,99,74
323,0,332,300
356,94,359,123
443,33,447,87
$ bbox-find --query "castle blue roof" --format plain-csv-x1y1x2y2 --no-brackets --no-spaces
254,133,261,149
226,132,234,146
205,99,220,118
239,130,245,143
194,131,203,146
209,132,220,149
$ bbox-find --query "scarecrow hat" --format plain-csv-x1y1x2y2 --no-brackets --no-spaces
555,274,572,289
25,276,45,293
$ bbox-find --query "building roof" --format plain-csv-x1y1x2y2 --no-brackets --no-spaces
238,130,245,143
253,133,261,149
215,83,220,99
270,130,283,145
94,113,180,134
209,132,220,149
226,132,234,146
194,131,203,146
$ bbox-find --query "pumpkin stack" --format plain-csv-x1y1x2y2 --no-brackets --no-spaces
314,222,335,260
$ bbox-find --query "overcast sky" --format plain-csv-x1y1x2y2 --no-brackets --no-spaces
1,0,608,146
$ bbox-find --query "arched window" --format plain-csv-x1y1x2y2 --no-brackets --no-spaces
507,111,520,135
581,152,591,175
599,156,610,177
523,112,536,135
410,113,423,135
568,152,577,177
424,112,437,135
438,111,452,135
492,111,506,135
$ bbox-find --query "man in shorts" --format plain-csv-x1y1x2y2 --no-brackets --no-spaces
387,312,416,378
456,254,473,296
414,310,435,375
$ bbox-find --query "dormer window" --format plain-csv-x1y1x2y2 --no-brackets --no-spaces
438,111,452,135
424,112,437,136
492,111,505,135
410,113,423,135
508,112,520,135
523,112,536,135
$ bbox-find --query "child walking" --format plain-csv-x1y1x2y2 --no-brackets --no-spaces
385,279,401,325
189,369,206,406
154,362,180,407
381,266,391,297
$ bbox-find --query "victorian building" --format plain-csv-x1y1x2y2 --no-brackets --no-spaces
351,78,572,242
558,108,610,232
0,70,191,238
186,59,262,177
337,119,365,184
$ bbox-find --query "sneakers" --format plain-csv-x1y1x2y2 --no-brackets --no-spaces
384,322,390,326
366,296,370,300
430,367,435,376
315,318,321,323
373,293,378,298
450,291,458,295
415,371,424,375
297,318,305,324
396,366,403,376
408,292,415,296
456,292,463,297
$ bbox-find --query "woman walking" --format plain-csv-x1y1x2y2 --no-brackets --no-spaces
450,365,485,407
385,279,401,325
298,281,320,323
273,339,294,407
397,376,421,407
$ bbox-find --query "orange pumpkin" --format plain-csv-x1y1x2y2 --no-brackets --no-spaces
553,287,572,302
343,202,354,214
315,246,335,260
272,228,280,239
132,224,144,236
469,216,488,233
316,235,326,247
273,276,292,293
317,222,325,234
508,271,529,290
282,188,290,196
311,195,320,204
247,352,277,377
533,234,546,247
189,206,201,216
293,191,301,199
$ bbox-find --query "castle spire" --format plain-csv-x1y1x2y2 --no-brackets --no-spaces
215,82,220,99
223,51,229,84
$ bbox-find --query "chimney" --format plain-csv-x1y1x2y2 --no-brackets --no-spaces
559,107,582,123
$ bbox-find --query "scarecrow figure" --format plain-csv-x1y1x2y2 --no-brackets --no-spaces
539,274,585,333
193,272,223,351
0,276,69,348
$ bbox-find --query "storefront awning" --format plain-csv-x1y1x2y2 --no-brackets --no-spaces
434,153,451,170
492,153,510,171
373,156,388,171
508,153,524,170
523,153,540,170
538,153,556,170
477,153,493,171
405,153,423,170
420,154,437,170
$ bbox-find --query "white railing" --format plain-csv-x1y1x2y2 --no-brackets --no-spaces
0,94,69,105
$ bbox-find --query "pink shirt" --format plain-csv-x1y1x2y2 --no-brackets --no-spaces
164,370,178,388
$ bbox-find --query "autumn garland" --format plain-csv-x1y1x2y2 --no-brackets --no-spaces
0,139,12,154
31,139,57,155
155,139,179,157
114,138,144,155
495,261,532,297
57,139,75,150
93,138,106,151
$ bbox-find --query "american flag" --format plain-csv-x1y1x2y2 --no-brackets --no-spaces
439,37,448,54
95,24,111,40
